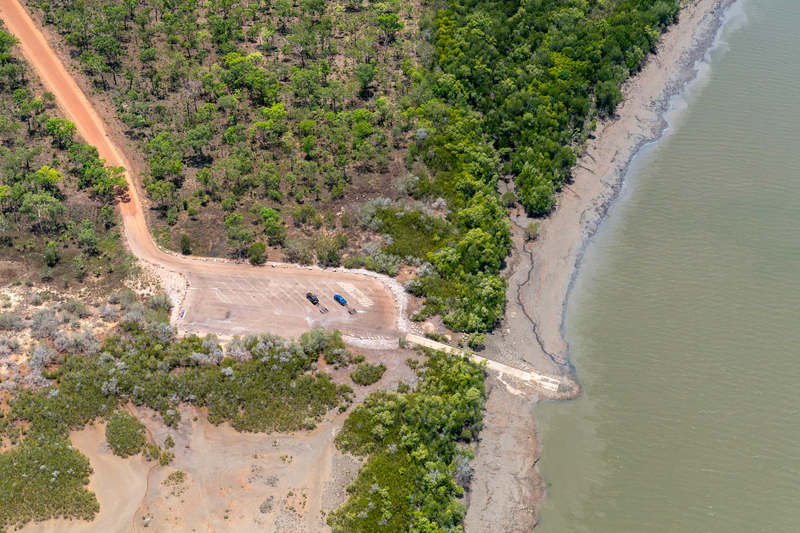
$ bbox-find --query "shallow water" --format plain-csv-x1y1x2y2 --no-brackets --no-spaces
535,0,800,531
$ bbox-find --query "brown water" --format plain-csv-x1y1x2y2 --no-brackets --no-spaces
535,1,800,531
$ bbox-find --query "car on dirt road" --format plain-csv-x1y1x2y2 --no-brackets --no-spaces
306,292,319,305
333,295,347,306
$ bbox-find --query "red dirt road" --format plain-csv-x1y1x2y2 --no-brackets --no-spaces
0,0,401,339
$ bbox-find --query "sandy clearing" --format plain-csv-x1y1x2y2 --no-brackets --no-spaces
16,406,358,533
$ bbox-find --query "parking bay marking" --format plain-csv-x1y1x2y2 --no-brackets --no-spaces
338,282,373,307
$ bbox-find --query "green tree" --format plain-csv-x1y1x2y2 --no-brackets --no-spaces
77,220,98,253
260,208,286,246
32,165,63,191
248,241,267,265
145,179,175,210
21,192,63,231
224,213,254,257
180,234,192,255
45,118,77,149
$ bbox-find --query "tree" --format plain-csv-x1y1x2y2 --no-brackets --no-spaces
44,241,59,266
46,118,77,148
354,62,375,97
184,124,214,156
224,213,254,257
377,12,404,50
260,207,286,246
0,213,10,241
77,219,98,253
145,179,175,209
181,234,192,255
21,192,63,231
32,165,63,191
248,241,267,265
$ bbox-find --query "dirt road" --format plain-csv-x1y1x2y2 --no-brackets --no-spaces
0,0,401,340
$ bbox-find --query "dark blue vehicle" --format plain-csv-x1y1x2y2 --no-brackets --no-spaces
333,295,347,306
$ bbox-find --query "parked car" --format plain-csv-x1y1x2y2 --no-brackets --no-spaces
306,292,319,305
334,295,347,306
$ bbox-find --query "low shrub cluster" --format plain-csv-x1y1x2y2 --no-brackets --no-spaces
0,327,354,530
350,362,387,386
328,350,485,532
0,436,98,532
105,411,146,458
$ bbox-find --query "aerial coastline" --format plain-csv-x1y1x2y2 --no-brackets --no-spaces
469,0,739,529
0,0,743,530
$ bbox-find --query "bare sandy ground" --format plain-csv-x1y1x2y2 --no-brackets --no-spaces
464,373,543,533
16,348,419,533
472,0,738,530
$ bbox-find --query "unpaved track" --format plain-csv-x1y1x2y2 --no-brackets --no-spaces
0,0,400,339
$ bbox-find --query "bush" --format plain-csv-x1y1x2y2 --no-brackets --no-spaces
64,298,89,318
350,362,387,386
283,239,314,265
31,308,58,339
99,304,118,321
147,293,173,311
180,234,192,255
0,437,98,530
248,242,267,265
105,411,147,458
0,313,24,331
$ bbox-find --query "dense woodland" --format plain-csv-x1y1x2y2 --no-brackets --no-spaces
0,24,133,290
28,0,423,258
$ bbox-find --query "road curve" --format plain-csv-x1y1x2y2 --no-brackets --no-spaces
0,0,401,339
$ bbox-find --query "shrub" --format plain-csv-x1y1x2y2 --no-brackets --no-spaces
0,437,98,530
99,304,118,321
29,292,44,306
105,411,146,458
64,298,90,318
28,343,59,370
147,293,173,311
180,234,192,255
0,313,24,331
31,308,58,339
283,239,313,265
350,362,387,386
248,242,267,265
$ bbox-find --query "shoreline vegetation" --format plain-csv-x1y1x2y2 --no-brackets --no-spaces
473,0,739,530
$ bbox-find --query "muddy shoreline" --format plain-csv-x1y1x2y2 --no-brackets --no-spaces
467,0,739,530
